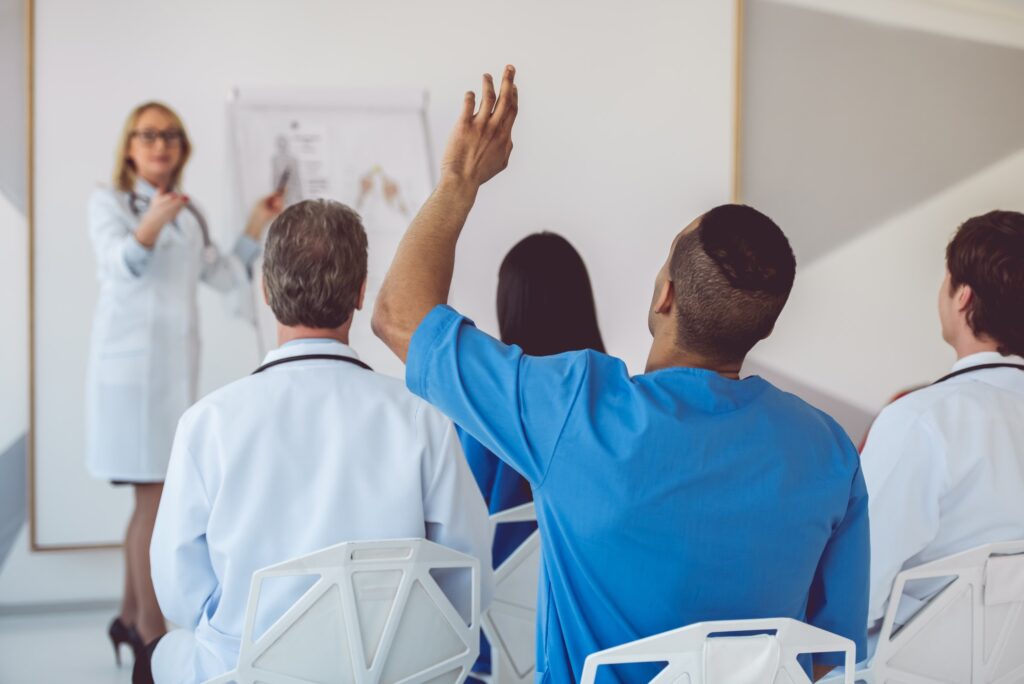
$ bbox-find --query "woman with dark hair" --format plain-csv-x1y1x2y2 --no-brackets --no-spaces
495,232,607,357
464,231,604,680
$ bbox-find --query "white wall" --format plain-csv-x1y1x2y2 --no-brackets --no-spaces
0,189,125,607
10,0,738,602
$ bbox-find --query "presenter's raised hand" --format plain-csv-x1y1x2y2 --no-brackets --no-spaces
440,65,518,187
135,191,188,248
245,191,285,240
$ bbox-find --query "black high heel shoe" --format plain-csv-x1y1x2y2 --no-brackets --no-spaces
108,617,144,666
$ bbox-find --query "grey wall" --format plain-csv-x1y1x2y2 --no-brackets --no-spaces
0,436,27,571
742,0,1024,265
0,0,26,212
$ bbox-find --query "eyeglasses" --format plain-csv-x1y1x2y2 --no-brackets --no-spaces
131,129,184,147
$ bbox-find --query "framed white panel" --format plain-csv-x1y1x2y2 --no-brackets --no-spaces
30,0,738,548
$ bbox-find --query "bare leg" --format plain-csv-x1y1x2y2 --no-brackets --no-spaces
119,505,140,627
130,483,167,644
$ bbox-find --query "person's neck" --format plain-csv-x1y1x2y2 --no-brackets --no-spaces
277,323,351,347
139,173,172,193
951,333,1002,360
645,333,742,379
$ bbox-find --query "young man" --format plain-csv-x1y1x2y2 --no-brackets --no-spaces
372,67,868,682
145,199,492,684
861,211,1024,631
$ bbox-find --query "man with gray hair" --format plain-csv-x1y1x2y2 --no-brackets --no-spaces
143,199,492,684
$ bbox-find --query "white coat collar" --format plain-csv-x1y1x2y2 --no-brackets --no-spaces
951,351,1024,373
260,338,362,368
133,178,159,199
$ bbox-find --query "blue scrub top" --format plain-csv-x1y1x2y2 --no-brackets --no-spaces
459,428,538,679
407,306,869,683
458,428,537,564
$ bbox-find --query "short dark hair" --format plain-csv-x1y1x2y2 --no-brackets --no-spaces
947,210,1024,356
671,204,795,364
497,232,605,356
262,199,368,328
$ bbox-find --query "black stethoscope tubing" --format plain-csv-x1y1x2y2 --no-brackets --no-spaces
933,363,1024,385
252,353,373,375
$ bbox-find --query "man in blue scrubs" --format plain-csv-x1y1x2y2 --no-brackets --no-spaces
373,67,868,682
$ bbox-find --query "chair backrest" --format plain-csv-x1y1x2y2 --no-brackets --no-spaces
474,502,541,684
866,539,1024,684
203,538,480,684
579,618,855,684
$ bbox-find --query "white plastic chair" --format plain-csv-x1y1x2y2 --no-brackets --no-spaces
471,502,541,684
856,540,1024,684
203,538,480,684
579,617,855,684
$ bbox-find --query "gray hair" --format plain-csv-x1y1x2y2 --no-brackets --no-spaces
262,199,368,328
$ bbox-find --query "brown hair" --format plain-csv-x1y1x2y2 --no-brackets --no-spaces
947,210,1024,356
113,101,191,193
671,204,796,364
263,199,368,328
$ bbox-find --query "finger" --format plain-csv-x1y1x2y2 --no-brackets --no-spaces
492,65,516,119
459,91,476,124
497,84,519,136
478,73,496,119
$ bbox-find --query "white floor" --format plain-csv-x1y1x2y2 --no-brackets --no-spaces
0,608,134,684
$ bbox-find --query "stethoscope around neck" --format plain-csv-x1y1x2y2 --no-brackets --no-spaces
128,189,218,262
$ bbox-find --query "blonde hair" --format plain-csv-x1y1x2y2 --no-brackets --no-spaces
113,101,192,193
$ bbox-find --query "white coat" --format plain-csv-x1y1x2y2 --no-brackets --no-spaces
149,339,493,684
85,180,255,482
861,351,1024,628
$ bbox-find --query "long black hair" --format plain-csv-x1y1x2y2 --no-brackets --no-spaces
496,232,606,356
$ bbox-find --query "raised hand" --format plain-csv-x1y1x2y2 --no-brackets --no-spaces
145,191,188,227
372,64,521,361
245,191,285,239
136,191,188,247
440,65,519,187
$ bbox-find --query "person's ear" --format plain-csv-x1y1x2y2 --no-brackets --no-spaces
355,278,368,311
956,283,973,313
261,276,269,306
654,279,674,316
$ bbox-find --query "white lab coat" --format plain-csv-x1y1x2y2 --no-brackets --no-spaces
149,339,493,684
861,351,1024,628
84,180,253,481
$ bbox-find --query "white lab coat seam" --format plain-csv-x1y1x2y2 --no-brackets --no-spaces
423,417,456,504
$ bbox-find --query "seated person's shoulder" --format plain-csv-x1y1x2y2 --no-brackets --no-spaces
534,347,627,378
870,380,969,438
196,366,429,418
765,385,847,432
177,375,261,431
365,370,446,416
763,387,860,461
